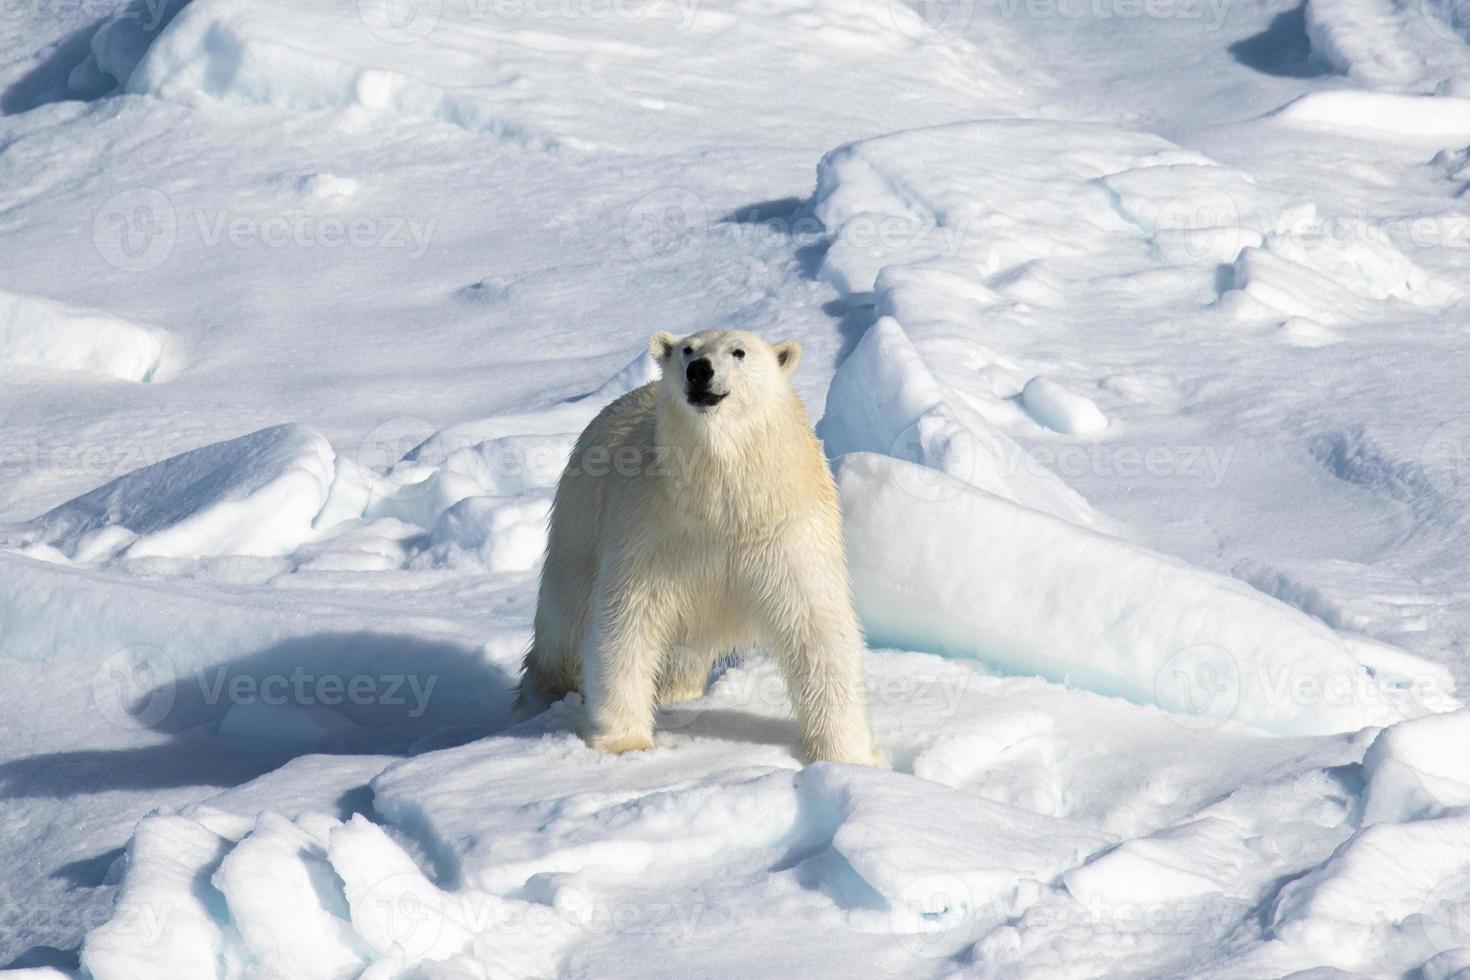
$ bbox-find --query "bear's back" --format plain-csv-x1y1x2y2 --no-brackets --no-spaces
573,381,658,460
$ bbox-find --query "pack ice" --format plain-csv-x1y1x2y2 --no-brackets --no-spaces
4,0,1470,975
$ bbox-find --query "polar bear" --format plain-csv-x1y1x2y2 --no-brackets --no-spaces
516,329,882,766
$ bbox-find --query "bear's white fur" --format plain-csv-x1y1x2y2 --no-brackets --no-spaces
517,329,882,765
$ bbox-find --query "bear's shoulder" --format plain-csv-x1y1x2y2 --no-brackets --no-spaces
576,381,658,453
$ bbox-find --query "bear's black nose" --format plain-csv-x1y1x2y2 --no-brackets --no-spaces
686,357,714,389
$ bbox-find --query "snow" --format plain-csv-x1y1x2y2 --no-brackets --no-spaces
13,424,337,562
118,0,1035,151
1303,0,1470,93
1275,91,1470,141
0,290,166,382
1362,709,1470,824
212,813,371,978
817,317,1103,528
5,0,1470,975
834,451,1448,735
78,815,235,980
1018,377,1109,436
1269,813,1470,970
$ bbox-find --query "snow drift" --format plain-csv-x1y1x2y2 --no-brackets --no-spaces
7,350,657,572
114,0,1032,152
0,289,166,382
833,451,1437,735
18,424,334,562
818,317,1101,528
1302,0,1470,94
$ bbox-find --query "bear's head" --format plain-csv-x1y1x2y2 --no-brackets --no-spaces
649,329,801,424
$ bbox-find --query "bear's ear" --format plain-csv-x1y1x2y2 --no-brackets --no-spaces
773,340,801,375
650,331,679,363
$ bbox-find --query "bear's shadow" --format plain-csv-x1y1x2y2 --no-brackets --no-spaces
0,631,518,801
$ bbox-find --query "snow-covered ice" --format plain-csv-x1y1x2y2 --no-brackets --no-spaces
6,0,1470,976
0,290,166,382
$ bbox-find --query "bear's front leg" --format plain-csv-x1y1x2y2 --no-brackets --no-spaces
581,572,669,756
777,616,884,766
748,532,885,767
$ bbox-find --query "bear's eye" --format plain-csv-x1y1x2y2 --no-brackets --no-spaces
732,349,745,359
682,346,693,356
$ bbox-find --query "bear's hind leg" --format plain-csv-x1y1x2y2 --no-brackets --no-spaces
656,647,718,705
513,646,579,718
